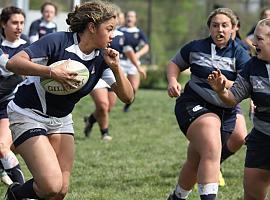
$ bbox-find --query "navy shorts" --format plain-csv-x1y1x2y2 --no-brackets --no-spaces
0,100,9,119
245,129,270,170
175,86,237,135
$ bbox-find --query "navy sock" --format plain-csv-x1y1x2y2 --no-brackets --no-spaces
12,178,42,199
6,164,25,184
0,161,4,170
200,194,216,200
220,143,234,163
124,103,132,109
101,128,109,135
88,113,97,124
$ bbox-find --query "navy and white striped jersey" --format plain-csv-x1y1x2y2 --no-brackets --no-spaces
28,18,57,43
0,36,30,103
119,26,148,59
13,31,115,117
172,36,250,108
231,57,270,135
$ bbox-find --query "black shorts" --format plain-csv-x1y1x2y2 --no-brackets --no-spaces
0,100,9,119
175,86,237,135
245,129,270,170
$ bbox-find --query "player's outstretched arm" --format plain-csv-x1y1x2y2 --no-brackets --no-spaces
208,69,237,107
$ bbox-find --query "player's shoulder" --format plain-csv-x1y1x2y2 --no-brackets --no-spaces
30,18,42,27
182,38,207,50
41,31,72,42
114,29,124,36
119,26,140,33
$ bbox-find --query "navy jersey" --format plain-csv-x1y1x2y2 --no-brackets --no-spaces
13,32,115,117
231,57,270,135
235,37,250,53
0,37,30,103
28,18,57,43
172,36,250,107
119,26,148,59
111,29,125,58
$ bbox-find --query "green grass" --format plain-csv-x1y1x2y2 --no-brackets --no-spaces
0,89,262,199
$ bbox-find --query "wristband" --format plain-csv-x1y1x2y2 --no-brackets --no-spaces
0,54,9,70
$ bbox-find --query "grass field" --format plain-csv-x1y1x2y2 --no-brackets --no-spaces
0,88,262,200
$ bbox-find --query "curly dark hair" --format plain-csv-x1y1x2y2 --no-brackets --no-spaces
66,0,116,33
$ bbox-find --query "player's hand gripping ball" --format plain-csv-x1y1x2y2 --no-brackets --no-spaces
41,60,89,95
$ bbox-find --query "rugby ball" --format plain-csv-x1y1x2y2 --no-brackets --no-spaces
40,59,89,95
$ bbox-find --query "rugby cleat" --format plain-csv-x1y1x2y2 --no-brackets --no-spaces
219,170,226,187
0,170,13,186
4,182,20,200
167,191,184,200
101,133,112,141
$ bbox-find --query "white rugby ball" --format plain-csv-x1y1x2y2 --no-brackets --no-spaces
40,59,89,95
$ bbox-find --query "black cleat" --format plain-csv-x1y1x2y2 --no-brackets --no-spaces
167,191,184,200
4,182,20,200
83,116,94,137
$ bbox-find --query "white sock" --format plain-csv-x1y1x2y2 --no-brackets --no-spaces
0,151,19,169
175,184,192,199
198,183,218,196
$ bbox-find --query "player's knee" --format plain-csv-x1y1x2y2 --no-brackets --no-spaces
97,101,109,113
228,134,246,148
202,143,221,161
57,183,69,199
38,174,63,198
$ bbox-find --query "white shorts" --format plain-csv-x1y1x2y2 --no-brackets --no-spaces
93,79,110,90
7,101,74,147
120,59,138,75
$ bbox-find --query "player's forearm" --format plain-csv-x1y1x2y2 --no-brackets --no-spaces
7,51,51,78
136,44,149,58
217,88,237,107
167,62,180,84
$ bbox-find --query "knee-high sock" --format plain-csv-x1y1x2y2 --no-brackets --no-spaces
88,113,97,124
220,142,234,164
198,183,218,200
12,178,44,199
220,132,234,164
0,151,24,184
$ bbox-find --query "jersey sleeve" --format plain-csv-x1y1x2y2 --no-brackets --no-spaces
171,42,193,71
23,32,63,63
230,61,252,103
139,29,148,45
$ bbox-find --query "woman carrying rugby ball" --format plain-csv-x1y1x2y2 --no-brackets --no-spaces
0,0,133,199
